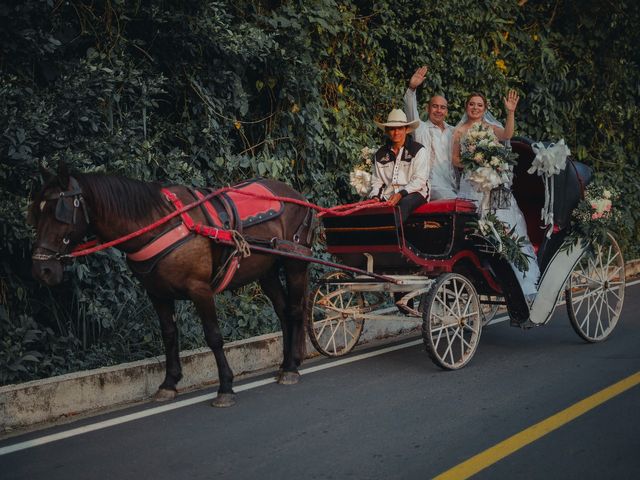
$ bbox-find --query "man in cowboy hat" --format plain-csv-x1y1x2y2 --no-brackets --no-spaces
404,65,457,199
369,108,430,222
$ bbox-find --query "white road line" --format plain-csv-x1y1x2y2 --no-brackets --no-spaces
0,339,423,456
2,279,639,456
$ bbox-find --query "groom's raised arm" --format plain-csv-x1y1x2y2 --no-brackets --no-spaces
404,66,427,123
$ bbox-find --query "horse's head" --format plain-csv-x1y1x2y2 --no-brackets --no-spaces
28,161,91,286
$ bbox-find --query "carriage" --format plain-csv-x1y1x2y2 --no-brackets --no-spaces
306,138,625,369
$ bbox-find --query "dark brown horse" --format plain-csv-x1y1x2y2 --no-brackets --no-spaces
28,162,314,407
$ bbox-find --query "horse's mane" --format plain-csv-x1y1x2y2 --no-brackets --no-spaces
77,173,167,222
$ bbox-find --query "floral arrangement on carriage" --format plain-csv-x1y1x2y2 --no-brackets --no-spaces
565,179,621,249
349,146,376,197
469,212,532,273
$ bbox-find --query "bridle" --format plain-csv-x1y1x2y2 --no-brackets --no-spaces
32,176,91,261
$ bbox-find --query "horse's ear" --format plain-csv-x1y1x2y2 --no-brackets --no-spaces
57,159,69,188
39,162,54,183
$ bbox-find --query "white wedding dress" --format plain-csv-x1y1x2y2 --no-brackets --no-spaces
457,126,540,296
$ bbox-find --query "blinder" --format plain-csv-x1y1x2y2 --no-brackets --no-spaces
49,177,90,226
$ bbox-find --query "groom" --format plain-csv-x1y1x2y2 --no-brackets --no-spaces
404,66,457,200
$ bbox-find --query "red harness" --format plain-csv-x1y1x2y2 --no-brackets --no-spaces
127,183,289,293
128,189,239,292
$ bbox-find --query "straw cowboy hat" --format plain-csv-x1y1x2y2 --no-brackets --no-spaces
375,108,420,132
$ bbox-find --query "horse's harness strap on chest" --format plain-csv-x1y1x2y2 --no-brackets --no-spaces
128,189,243,293
127,224,192,262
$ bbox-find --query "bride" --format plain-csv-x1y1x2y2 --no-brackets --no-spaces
452,91,540,297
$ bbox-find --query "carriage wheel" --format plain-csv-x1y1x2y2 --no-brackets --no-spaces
421,273,482,370
306,271,365,357
480,295,500,325
566,233,625,342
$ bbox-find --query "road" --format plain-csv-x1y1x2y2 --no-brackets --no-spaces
2,283,639,479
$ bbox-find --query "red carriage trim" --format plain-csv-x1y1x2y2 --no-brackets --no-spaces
320,198,477,218
413,198,477,214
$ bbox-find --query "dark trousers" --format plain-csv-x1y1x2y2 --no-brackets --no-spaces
397,192,427,223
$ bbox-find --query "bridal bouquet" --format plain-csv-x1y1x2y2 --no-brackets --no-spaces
460,123,517,196
565,180,620,248
349,146,376,197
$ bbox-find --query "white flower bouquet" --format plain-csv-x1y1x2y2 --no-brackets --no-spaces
461,123,517,196
349,146,376,197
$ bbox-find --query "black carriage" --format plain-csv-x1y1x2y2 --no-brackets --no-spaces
307,139,625,369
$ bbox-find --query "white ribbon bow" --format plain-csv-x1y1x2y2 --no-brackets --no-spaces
529,140,571,237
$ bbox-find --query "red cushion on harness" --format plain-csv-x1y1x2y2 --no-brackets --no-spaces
413,198,477,215
227,183,283,225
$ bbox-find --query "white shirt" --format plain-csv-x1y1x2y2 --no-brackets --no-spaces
368,144,430,200
404,88,457,199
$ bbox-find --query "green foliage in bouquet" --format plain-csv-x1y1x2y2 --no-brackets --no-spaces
469,212,532,274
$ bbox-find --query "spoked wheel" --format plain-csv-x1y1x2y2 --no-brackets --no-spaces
421,273,482,370
306,271,365,357
566,233,625,342
480,295,500,325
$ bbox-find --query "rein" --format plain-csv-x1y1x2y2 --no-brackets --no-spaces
35,181,398,283
66,189,386,258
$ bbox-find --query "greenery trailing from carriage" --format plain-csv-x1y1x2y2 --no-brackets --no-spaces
469,213,531,274
1,0,639,383
564,179,622,251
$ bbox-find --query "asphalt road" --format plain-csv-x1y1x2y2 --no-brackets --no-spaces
2,283,639,480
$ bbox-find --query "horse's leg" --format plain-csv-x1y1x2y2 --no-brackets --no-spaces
149,296,182,401
190,291,236,407
258,265,299,385
259,260,308,385
283,259,309,370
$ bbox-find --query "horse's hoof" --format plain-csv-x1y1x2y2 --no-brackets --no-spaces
211,393,236,408
277,371,300,385
153,388,177,402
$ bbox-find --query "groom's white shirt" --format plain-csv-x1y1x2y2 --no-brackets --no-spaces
404,88,456,199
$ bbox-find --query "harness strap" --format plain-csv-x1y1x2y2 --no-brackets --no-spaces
127,224,191,262
191,189,243,293
157,189,243,293
194,190,224,227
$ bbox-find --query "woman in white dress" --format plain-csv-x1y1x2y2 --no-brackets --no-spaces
452,91,540,297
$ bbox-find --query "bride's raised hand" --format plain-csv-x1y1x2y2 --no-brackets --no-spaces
503,89,520,113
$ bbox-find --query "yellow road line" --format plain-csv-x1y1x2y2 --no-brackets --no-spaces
434,370,640,480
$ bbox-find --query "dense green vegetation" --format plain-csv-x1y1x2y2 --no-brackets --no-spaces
2,0,638,384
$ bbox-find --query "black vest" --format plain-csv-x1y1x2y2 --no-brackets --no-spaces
374,137,424,164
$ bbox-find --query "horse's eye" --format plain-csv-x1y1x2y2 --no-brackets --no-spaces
40,200,46,211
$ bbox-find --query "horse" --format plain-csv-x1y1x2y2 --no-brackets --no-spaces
28,161,315,407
